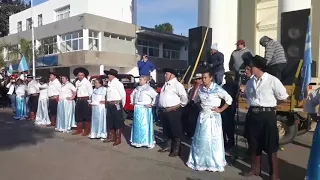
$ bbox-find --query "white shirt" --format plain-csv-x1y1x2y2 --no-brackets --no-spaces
19,74,26,81
27,80,40,95
75,78,93,97
106,78,126,106
130,84,158,105
91,87,107,106
6,82,15,95
39,83,49,100
16,84,27,97
195,83,233,109
158,78,188,108
244,72,288,107
59,82,76,100
47,78,61,97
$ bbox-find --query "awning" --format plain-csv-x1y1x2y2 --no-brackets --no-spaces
11,55,58,71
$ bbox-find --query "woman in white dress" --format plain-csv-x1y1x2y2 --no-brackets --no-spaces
35,78,50,125
14,79,27,120
130,76,158,148
89,78,107,140
55,76,77,133
186,70,233,172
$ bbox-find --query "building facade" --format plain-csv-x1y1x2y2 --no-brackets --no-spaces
1,0,188,83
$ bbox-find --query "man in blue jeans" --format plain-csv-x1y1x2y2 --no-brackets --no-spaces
205,43,225,85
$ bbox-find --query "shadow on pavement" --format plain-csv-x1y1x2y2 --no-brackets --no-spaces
292,140,312,149
0,109,55,150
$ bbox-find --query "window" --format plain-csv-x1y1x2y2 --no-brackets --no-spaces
163,44,180,59
103,32,134,41
26,18,32,30
7,44,20,61
17,21,22,32
60,30,83,52
38,14,43,26
137,39,160,57
89,30,99,51
55,5,70,21
39,36,57,55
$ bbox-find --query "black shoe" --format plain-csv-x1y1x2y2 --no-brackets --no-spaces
169,139,181,157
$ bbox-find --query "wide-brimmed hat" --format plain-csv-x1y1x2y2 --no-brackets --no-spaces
249,55,267,71
73,67,89,76
192,73,202,80
26,74,33,78
162,68,178,76
224,71,236,77
104,69,118,77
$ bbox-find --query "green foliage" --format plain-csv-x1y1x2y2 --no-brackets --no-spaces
154,23,174,33
0,1,30,37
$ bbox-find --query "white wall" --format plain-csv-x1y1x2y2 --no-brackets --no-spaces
9,0,136,34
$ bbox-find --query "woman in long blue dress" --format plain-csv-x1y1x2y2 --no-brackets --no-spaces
14,79,28,120
35,78,50,126
55,76,77,133
304,88,320,179
130,75,158,148
186,70,233,172
89,78,107,140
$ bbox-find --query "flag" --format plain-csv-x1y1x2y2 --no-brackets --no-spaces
301,15,312,99
18,55,29,72
7,63,13,76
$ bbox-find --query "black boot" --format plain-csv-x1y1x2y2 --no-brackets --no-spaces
158,139,171,153
169,138,181,157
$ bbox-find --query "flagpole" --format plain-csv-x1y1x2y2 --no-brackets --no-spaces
31,0,36,79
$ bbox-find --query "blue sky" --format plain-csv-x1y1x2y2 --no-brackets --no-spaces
28,0,197,36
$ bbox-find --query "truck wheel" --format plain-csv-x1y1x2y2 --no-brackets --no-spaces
297,115,311,136
277,115,298,145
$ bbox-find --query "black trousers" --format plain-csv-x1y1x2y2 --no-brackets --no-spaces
266,63,286,80
247,109,279,155
159,108,183,139
181,103,199,137
106,103,125,129
48,99,58,116
28,95,39,113
221,106,236,147
75,99,91,122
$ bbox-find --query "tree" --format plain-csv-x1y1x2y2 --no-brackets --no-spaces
0,1,30,37
154,23,174,33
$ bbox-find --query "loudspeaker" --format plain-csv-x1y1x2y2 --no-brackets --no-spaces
281,9,310,60
186,26,212,82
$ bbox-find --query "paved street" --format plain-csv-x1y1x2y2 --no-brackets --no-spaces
0,108,311,180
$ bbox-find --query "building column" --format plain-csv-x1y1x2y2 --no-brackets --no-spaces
198,0,238,71
277,0,311,41
98,31,102,51
159,43,163,58
83,29,89,50
56,35,60,52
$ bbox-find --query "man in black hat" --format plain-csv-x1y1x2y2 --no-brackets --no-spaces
157,68,188,157
242,55,288,180
26,74,40,120
102,69,126,146
47,72,61,127
73,67,93,136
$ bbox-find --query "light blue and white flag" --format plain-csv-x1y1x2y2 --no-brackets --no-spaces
7,63,13,75
18,55,29,72
301,15,312,99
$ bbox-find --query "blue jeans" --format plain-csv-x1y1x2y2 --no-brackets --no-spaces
9,94,16,112
214,70,224,85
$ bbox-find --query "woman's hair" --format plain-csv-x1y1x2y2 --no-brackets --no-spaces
96,78,103,85
60,75,69,81
202,69,214,77
140,75,150,82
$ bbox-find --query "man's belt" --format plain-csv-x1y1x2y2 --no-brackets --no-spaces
49,95,58,99
160,104,181,112
106,100,121,105
77,96,89,100
249,106,275,113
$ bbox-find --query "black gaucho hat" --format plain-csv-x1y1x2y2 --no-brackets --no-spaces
26,74,33,78
73,67,89,76
162,68,178,76
249,55,267,71
104,69,118,77
49,71,57,77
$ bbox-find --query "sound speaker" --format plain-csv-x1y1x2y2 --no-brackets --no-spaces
186,26,212,82
281,9,310,60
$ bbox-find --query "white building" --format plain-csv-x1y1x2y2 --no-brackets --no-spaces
1,0,188,82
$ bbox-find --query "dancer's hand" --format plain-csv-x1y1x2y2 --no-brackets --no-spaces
99,101,105,104
212,108,222,113
144,104,152,108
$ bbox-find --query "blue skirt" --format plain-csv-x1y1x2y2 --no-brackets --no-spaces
14,96,27,120
186,109,226,172
306,122,320,179
35,99,50,125
55,99,76,133
89,104,107,139
130,105,155,148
